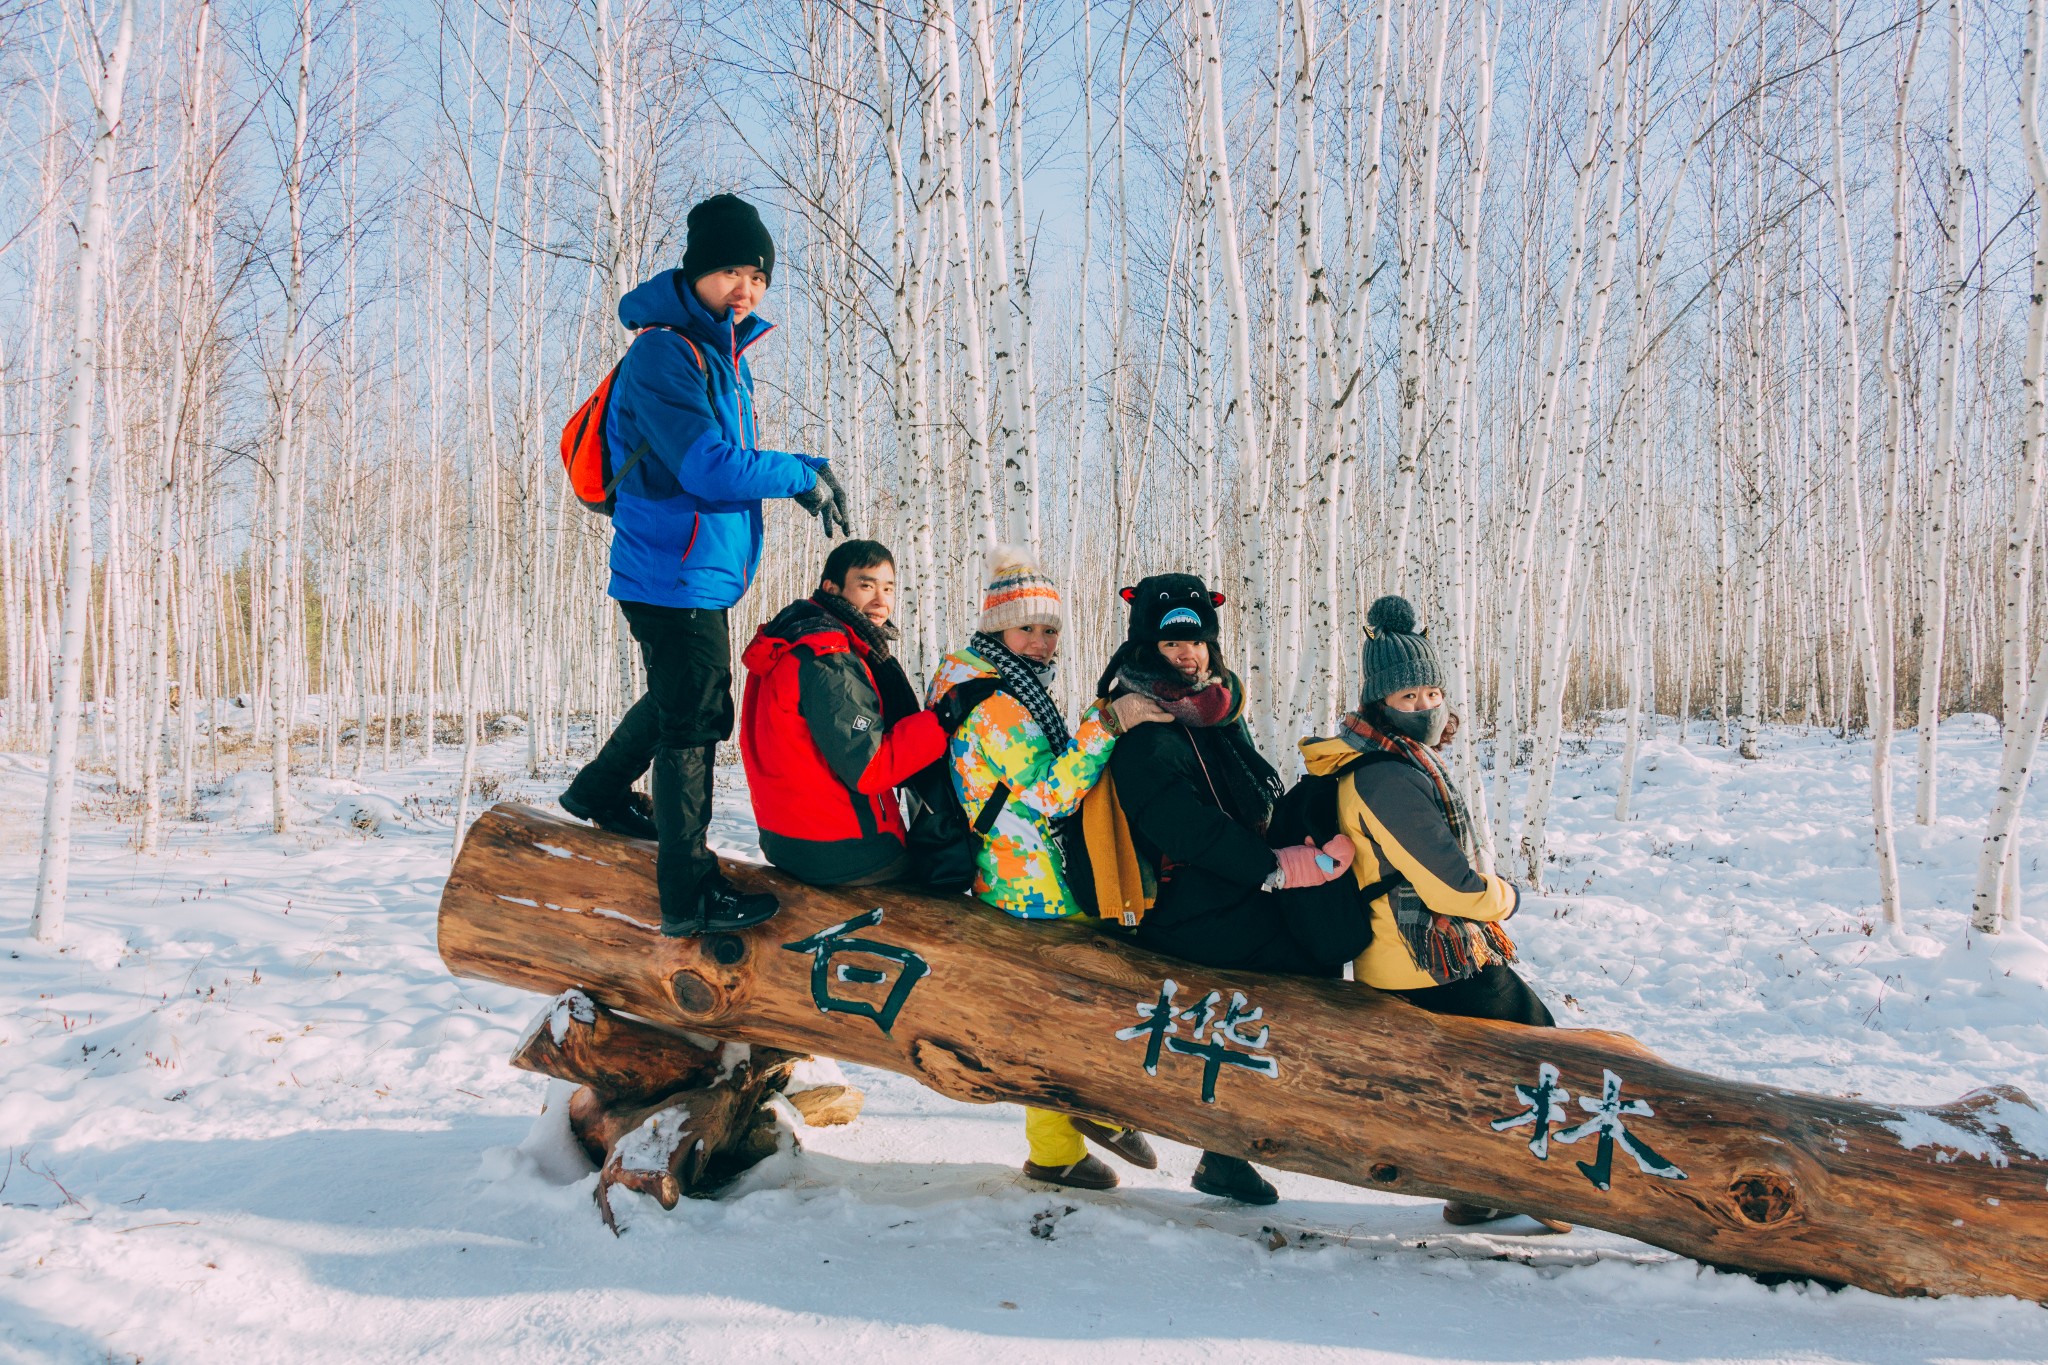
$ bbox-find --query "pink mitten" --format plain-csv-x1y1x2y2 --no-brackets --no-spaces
1273,841,1334,889
1318,834,1356,878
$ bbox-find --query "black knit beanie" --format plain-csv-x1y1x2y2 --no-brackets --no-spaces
1120,573,1223,644
1358,595,1442,704
681,194,775,284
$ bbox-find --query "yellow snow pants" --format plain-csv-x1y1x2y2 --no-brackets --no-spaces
1024,1107,1087,1166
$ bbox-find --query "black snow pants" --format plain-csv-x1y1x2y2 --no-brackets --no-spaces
1134,878,1373,979
1395,961,1556,1027
565,603,733,932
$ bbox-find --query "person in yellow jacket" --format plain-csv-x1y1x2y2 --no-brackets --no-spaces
1299,594,1565,1232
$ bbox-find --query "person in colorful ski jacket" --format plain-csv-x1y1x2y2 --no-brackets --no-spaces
1298,593,1566,1233
928,549,1168,1191
739,540,978,886
560,194,852,938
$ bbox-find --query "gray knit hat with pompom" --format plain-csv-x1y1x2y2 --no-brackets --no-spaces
1359,595,1442,704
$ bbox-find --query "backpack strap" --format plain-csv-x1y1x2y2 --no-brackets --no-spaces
603,327,712,499
943,677,1010,833
974,783,1010,835
1335,755,1408,905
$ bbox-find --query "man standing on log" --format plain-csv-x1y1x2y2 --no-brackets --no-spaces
560,194,852,938
738,540,979,886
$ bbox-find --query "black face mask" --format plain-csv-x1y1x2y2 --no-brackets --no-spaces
1381,703,1447,747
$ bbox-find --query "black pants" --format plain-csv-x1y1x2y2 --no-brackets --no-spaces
1135,879,1370,979
1395,961,1555,1027
568,603,732,926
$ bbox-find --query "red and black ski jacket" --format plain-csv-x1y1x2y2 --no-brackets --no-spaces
739,596,947,885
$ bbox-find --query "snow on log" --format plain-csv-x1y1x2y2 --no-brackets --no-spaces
440,802,2048,1300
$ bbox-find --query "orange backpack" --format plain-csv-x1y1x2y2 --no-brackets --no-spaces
560,326,708,517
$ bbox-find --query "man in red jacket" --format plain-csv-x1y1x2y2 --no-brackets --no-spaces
740,541,969,886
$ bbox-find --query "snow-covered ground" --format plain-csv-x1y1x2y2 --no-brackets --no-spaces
2,718,2045,1363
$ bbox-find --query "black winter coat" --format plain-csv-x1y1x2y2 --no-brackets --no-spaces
1106,719,1280,925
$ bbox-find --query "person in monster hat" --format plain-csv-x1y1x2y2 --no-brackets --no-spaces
1073,572,1363,1207
1297,593,1566,1233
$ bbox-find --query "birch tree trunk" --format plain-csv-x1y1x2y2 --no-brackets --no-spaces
32,0,137,942
141,0,214,853
1519,4,1630,885
1194,0,1271,749
1916,0,1969,823
268,0,312,835
1492,0,1616,860
933,0,997,560
1830,0,1904,928
1973,0,2048,935
1388,0,1449,582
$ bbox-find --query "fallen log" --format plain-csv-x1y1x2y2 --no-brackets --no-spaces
440,802,2048,1300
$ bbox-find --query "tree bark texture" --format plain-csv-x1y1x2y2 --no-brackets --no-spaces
438,804,2048,1301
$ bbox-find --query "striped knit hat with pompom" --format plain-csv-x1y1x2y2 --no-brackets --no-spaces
978,546,1063,633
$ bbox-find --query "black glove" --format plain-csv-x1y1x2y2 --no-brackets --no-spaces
814,464,853,538
931,677,1004,733
793,476,833,521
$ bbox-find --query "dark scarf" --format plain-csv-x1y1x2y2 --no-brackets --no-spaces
1109,646,1281,833
809,591,918,723
1338,707,1515,983
810,589,897,660
969,630,1071,753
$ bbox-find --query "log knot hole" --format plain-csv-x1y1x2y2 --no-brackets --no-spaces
704,934,747,966
1729,1169,1799,1226
1367,1163,1401,1185
670,969,721,1017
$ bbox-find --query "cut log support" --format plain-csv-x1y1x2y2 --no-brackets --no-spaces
509,985,808,1226
442,803,2048,1300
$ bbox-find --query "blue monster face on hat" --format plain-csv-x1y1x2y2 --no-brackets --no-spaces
1120,573,1224,643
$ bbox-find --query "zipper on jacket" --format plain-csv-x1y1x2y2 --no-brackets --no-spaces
678,512,701,576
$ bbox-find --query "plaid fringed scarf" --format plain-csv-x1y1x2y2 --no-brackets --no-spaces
1338,710,1516,984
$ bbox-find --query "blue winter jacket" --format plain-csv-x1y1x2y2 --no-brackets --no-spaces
605,270,822,609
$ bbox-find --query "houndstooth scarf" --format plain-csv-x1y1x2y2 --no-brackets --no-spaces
969,631,1072,754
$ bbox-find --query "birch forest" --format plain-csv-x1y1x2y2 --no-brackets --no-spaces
5,0,2048,940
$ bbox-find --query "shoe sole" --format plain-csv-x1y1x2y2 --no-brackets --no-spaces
1022,1164,1118,1191
1191,1176,1279,1206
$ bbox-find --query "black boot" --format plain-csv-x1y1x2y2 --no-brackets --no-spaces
652,745,778,936
1191,1152,1278,1206
560,784,659,842
674,875,781,937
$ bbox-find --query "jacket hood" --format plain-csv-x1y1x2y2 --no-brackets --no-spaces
927,647,997,705
742,598,859,677
1299,733,1357,776
619,268,772,353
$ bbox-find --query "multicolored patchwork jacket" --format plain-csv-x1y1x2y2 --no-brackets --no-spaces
928,647,1118,919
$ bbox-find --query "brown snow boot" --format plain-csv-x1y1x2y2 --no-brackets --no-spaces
1022,1154,1119,1191
1071,1119,1158,1170
1442,1201,1570,1235
1191,1152,1279,1206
